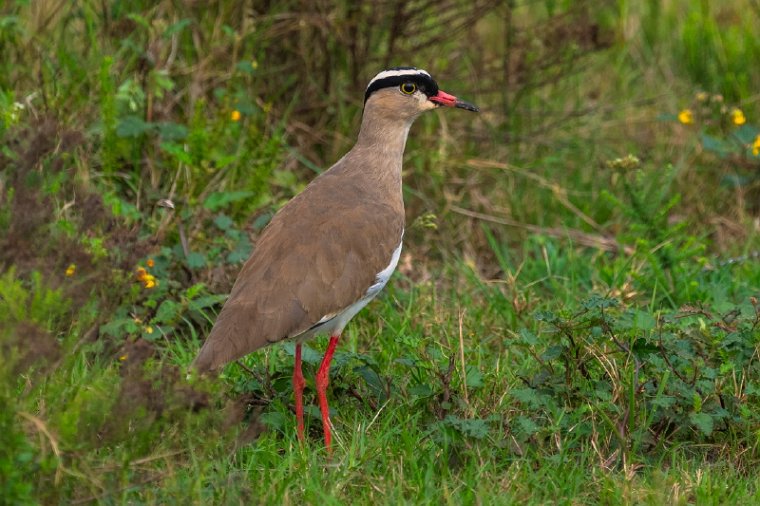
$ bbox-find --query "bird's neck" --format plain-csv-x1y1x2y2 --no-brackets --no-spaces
354,114,414,164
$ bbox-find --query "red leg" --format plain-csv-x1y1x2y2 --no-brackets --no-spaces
315,334,340,452
293,343,305,443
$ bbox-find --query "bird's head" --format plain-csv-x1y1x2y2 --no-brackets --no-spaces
363,67,479,121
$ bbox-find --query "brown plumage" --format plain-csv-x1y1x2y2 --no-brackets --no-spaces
193,149,405,372
193,67,478,450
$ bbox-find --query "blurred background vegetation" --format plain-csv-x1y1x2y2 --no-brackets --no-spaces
1,0,760,503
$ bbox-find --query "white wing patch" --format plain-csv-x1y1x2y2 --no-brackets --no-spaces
365,240,403,299
296,235,404,341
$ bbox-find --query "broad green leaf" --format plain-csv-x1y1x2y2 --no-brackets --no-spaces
634,310,656,330
156,121,187,140
188,295,226,312
163,18,191,38
203,191,254,211
515,416,539,436
213,214,234,230
409,384,433,397
227,239,252,264
541,345,564,361
689,412,714,435
260,411,287,431
444,415,489,439
100,317,139,337
185,252,206,269
116,115,152,138
354,365,385,399
733,124,760,145
155,300,181,324
699,133,732,156
582,295,619,310
465,366,484,389
185,283,206,299
160,142,194,165
282,342,322,365
518,328,538,345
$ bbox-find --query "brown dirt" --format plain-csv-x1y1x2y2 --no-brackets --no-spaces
3,321,61,374
102,339,211,442
221,393,267,448
1,116,154,318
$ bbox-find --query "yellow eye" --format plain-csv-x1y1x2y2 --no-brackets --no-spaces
400,82,417,95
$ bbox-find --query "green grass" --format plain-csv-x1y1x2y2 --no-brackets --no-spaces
2,0,760,504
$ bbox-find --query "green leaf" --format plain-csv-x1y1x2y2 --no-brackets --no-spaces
213,214,234,230
155,300,181,324
409,384,433,397
733,124,760,145
235,61,256,74
203,191,254,211
354,365,385,399
227,239,252,264
160,142,194,165
515,416,539,436
651,396,676,408
689,412,714,435
657,113,678,122
116,115,153,138
101,317,139,337
260,411,287,431
126,13,151,30
282,342,322,365
699,133,732,156
156,121,188,140
188,295,226,312
186,252,206,269
465,366,484,388
185,283,206,300
444,415,489,439
633,310,656,330
534,311,559,323
512,387,541,408
252,213,272,230
518,328,538,345
541,345,564,361
395,357,417,368
163,18,192,38
582,295,619,310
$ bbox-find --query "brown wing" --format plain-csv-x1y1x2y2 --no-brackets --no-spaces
193,170,404,372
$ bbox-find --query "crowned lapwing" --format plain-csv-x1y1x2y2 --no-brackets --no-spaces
194,67,478,450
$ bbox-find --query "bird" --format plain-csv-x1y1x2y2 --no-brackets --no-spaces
193,67,478,451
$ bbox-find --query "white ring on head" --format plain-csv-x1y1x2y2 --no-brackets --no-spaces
366,68,431,90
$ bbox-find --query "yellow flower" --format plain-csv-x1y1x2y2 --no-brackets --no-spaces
144,326,154,335
65,264,76,277
730,108,746,126
752,134,760,156
119,354,128,361
147,258,155,268
678,109,693,125
135,266,157,288
143,274,157,289
230,110,242,122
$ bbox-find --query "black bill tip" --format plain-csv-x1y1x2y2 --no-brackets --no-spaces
455,100,479,112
